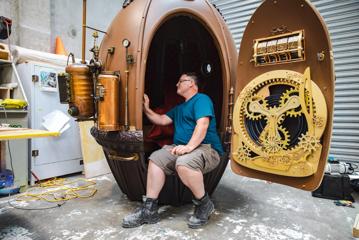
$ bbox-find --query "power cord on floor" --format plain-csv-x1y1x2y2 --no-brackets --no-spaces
18,178,97,202
8,198,66,210
6,178,97,210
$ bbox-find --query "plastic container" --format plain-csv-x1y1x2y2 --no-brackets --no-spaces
0,169,14,188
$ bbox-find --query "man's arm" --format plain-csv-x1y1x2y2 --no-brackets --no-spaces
171,117,209,155
143,94,173,126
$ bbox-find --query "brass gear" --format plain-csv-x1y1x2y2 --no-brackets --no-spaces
279,88,302,117
277,114,285,124
233,145,251,162
260,126,290,153
279,88,313,117
261,136,283,153
298,133,320,153
243,94,268,120
278,126,290,149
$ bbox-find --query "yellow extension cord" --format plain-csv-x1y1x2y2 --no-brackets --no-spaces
0,98,28,109
15,178,97,203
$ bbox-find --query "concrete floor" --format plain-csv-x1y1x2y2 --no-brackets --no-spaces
0,165,358,240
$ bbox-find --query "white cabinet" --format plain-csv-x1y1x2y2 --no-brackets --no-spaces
17,62,83,184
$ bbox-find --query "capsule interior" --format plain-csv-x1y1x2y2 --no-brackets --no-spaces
144,15,224,153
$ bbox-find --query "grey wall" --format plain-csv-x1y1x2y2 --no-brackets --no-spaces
0,0,20,47
0,0,123,58
19,0,51,52
50,0,123,59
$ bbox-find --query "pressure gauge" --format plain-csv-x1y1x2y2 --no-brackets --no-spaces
122,39,131,48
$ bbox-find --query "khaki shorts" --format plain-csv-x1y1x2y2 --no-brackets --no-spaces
149,144,220,175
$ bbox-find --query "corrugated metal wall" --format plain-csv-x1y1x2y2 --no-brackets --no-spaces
311,0,359,163
211,0,262,49
210,0,359,163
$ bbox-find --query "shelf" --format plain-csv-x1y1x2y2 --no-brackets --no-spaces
0,109,28,114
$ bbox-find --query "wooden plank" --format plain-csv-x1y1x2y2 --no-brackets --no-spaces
78,121,110,178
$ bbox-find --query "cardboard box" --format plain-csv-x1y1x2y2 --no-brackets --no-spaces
0,43,10,60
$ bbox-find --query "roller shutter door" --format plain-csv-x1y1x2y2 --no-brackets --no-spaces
210,0,262,49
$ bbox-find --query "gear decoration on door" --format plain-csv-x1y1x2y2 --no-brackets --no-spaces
232,68,327,177
244,94,268,120
297,133,320,153
232,145,251,162
260,126,290,153
279,88,313,117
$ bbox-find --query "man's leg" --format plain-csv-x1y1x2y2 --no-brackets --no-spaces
176,165,214,228
176,145,220,228
176,165,205,199
122,160,164,228
146,160,166,198
122,146,176,228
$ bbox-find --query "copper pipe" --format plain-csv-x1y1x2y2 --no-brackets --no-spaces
124,69,129,131
82,0,87,64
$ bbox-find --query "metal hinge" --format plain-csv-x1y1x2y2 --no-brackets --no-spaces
32,75,39,82
32,150,39,157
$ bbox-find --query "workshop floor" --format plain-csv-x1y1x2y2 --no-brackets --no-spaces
0,165,357,240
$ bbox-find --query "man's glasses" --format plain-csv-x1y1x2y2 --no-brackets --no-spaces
177,79,192,84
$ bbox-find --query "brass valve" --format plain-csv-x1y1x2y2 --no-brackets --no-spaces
90,31,100,61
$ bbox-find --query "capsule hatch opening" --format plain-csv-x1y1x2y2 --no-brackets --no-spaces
143,15,223,153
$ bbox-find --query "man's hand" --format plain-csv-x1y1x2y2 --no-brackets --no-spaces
143,94,150,111
171,117,209,155
171,145,194,155
142,93,173,126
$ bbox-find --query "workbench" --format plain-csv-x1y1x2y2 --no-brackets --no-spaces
0,128,60,183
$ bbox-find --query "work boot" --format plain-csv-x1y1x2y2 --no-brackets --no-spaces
122,196,160,228
187,193,214,229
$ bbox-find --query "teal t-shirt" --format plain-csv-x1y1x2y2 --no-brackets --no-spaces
166,93,224,156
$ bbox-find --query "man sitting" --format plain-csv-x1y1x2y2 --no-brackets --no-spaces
122,72,223,229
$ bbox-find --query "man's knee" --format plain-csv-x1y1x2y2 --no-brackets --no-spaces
176,164,201,175
176,164,187,173
148,160,164,173
149,158,175,175
176,154,203,174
